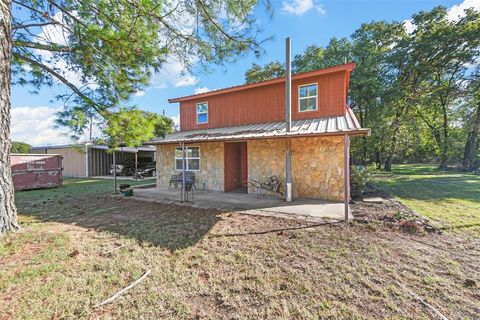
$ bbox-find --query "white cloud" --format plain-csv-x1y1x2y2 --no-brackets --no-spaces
404,0,480,33
447,0,480,21
169,114,180,131
134,90,146,97
403,19,415,34
150,57,198,89
10,106,101,147
282,0,325,16
11,106,72,146
194,87,210,94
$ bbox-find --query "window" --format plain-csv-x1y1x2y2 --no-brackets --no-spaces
196,102,208,124
298,83,318,112
175,146,200,171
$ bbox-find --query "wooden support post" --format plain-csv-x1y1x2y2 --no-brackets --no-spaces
135,150,138,181
343,133,350,222
113,150,117,194
181,142,186,202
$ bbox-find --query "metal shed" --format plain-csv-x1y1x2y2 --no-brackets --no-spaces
31,143,156,177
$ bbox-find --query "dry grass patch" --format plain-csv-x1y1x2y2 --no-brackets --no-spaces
1,178,479,319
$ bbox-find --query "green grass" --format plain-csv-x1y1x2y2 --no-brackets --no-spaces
2,176,479,319
374,164,480,234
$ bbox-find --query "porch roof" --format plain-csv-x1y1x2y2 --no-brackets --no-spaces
150,108,370,145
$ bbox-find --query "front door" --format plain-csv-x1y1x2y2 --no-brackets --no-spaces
224,142,247,192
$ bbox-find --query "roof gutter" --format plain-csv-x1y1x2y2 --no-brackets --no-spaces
147,128,371,145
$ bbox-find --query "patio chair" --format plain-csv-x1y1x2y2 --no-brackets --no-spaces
169,172,197,189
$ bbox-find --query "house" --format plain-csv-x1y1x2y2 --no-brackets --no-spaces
31,143,156,177
150,63,370,202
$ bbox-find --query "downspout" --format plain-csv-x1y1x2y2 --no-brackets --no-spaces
285,37,292,202
343,133,350,221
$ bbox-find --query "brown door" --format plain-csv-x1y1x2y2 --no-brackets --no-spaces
224,142,246,192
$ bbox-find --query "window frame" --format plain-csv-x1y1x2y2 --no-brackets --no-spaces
174,146,201,171
298,83,318,113
196,102,209,124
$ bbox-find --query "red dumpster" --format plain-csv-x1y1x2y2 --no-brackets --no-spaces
11,154,63,191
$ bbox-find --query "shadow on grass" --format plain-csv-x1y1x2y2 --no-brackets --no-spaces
17,183,223,251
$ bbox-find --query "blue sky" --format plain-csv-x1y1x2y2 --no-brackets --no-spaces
11,0,475,146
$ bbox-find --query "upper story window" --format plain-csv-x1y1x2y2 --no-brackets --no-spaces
196,102,208,124
298,83,318,112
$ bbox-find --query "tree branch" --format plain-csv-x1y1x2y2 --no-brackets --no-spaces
13,52,103,113
13,21,59,30
14,40,72,52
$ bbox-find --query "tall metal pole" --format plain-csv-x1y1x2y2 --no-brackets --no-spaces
285,37,292,202
343,133,350,221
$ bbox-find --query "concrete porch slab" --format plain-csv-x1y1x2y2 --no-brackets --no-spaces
126,187,351,221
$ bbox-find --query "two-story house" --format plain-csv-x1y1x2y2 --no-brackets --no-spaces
150,62,370,202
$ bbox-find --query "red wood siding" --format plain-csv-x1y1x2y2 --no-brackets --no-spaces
180,70,349,131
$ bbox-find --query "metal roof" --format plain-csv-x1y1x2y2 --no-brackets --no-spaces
31,143,155,153
150,108,369,145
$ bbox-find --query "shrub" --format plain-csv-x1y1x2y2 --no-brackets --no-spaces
350,165,371,197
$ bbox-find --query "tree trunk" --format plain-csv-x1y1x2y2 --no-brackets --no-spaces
439,105,449,168
463,102,480,170
0,0,19,234
375,150,381,170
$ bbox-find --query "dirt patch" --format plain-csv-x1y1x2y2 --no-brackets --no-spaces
352,185,441,234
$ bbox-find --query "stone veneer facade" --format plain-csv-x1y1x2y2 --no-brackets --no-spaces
156,142,224,191
156,136,346,201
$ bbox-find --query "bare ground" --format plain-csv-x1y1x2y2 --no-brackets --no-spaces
1,186,479,319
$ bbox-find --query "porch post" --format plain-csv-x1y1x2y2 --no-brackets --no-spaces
285,37,292,202
113,150,117,194
343,133,350,222
181,142,186,202
134,150,138,181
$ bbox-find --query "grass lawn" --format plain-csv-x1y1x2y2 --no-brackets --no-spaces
1,176,479,319
374,164,480,234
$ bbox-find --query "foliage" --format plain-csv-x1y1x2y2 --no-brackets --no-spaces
11,141,31,153
244,6,480,170
103,109,173,148
244,61,284,83
350,165,371,197
11,0,270,145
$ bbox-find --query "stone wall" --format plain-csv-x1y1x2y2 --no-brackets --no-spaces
156,142,224,191
247,136,345,201
157,136,346,201
291,136,345,201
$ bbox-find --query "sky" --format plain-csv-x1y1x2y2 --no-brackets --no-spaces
10,0,479,146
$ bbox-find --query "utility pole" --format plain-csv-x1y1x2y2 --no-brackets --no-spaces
285,37,292,202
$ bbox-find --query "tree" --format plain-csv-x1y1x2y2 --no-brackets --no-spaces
245,61,284,83
462,72,480,170
406,7,480,168
1,0,270,234
11,141,31,153
1,0,19,233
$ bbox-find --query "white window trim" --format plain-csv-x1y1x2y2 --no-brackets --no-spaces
298,83,318,112
174,146,201,171
196,102,209,124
